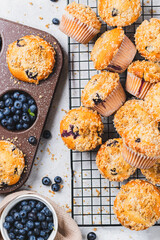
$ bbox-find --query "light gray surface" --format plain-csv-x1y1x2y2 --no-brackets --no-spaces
0,0,160,239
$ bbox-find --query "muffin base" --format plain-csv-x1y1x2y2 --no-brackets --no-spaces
59,11,100,44
93,82,126,117
126,72,153,99
106,35,137,73
122,144,158,169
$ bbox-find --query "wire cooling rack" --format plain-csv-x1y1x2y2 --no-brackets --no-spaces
68,0,160,227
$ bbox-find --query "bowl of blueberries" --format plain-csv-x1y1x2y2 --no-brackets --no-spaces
0,194,58,240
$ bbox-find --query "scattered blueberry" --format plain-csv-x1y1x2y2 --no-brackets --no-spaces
54,176,62,184
87,232,97,240
52,18,60,25
42,177,51,186
51,183,60,192
28,136,37,145
43,130,51,139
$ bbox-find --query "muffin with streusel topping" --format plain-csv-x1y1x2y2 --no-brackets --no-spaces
60,107,104,151
141,160,160,185
59,2,101,44
81,71,126,117
126,60,160,99
91,28,136,73
114,179,160,230
145,82,160,121
98,0,141,27
96,138,136,182
0,140,25,187
7,35,55,84
135,18,160,61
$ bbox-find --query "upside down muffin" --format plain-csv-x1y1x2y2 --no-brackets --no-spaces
60,107,104,151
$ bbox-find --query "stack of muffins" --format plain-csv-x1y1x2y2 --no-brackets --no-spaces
60,1,160,231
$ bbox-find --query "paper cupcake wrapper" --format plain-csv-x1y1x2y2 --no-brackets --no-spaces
122,144,158,169
126,72,153,99
59,11,100,44
93,82,126,117
106,35,137,73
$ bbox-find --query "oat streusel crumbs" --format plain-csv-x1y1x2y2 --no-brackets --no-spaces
141,159,160,185
7,35,55,84
135,18,160,61
96,138,136,182
0,141,25,186
99,0,141,27
91,28,124,70
114,180,160,230
145,82,160,121
65,2,101,30
81,71,119,107
128,60,160,82
60,107,104,151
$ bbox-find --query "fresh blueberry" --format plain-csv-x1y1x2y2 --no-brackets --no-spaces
10,209,16,216
34,228,40,236
28,230,34,237
29,104,37,113
7,117,14,126
14,100,22,109
19,228,27,235
0,111,4,120
21,200,28,206
15,109,22,115
17,223,23,230
37,238,44,240
18,235,25,240
1,119,8,127
14,220,19,227
54,176,62,184
7,125,15,130
5,98,13,107
21,218,27,224
30,114,36,122
28,136,37,145
36,202,44,211
51,183,60,192
46,216,53,222
87,232,97,240
13,212,21,221
28,212,37,221
0,101,4,108
22,113,30,123
3,93,10,101
13,115,20,122
3,222,10,230
43,130,51,139
42,177,51,186
40,230,45,237
20,210,27,218
26,220,34,229
5,216,14,223
18,94,27,103
3,107,11,116
16,123,23,130
28,99,35,106
32,208,38,214
8,232,15,239
29,236,36,240
52,18,60,25
24,226,29,232
29,200,37,208
48,222,54,230
22,205,32,212
22,103,29,112
13,228,19,235
41,221,48,230
43,207,52,217
13,92,20,99
11,106,16,113
35,221,41,229
37,212,45,222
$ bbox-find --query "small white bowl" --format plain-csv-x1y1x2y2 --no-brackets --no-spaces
0,194,58,240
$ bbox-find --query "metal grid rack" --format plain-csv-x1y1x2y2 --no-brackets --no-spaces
68,0,160,227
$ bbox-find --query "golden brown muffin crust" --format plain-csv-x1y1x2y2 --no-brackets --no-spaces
114,179,160,230
141,159,160,185
96,138,136,182
99,0,141,27
60,107,104,151
0,140,25,186
81,71,119,107
7,35,56,84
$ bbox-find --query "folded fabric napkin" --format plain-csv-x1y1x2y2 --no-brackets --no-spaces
0,190,82,240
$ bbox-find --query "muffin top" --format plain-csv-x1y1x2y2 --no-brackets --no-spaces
0,140,25,186
114,99,150,136
145,82,160,121
60,107,104,151
96,138,136,182
7,35,56,84
91,28,124,70
128,60,160,83
81,71,119,107
114,179,160,230
135,18,160,61
141,160,160,185
65,2,101,30
98,0,141,27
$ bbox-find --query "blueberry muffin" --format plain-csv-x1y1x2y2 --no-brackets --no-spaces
0,140,25,186
135,18,160,61
59,2,101,44
114,180,160,230
96,138,136,182
98,0,141,27
60,107,104,151
81,71,126,117
145,82,160,121
141,160,160,185
7,35,56,84
91,28,136,73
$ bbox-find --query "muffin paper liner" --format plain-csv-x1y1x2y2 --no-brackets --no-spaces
122,143,158,169
59,11,100,44
106,35,137,73
126,72,153,99
93,82,126,117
